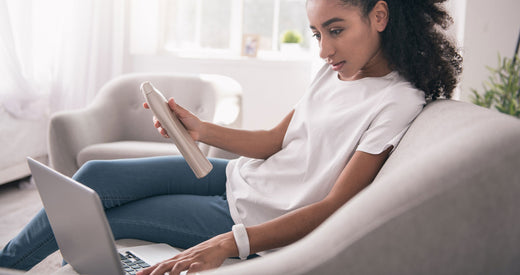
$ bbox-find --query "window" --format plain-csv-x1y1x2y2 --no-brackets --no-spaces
242,0,310,51
163,0,233,51
129,0,311,57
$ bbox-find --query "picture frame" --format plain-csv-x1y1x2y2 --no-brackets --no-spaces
242,34,260,57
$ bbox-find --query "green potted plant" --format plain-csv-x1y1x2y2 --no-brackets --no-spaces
281,30,303,44
471,31,520,118
471,54,520,118
280,30,303,55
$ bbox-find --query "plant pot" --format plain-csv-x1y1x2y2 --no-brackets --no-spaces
280,43,302,57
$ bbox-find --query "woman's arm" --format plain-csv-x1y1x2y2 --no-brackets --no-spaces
198,109,294,159
138,147,392,275
145,99,294,159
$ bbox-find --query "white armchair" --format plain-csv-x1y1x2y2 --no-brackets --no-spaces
48,72,242,177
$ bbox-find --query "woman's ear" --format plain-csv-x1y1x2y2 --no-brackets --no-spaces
371,1,389,32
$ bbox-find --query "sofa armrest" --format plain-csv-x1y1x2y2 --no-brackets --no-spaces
48,105,122,177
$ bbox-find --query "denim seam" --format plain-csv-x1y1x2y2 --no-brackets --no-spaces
11,233,55,269
109,218,211,240
100,196,143,201
99,196,147,208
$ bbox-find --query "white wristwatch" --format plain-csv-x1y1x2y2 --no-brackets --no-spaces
232,224,250,260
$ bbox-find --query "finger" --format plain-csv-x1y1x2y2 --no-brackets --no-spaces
149,261,176,275
170,260,191,275
153,117,161,128
137,263,159,275
143,102,149,109
168,98,186,117
152,118,169,138
159,128,169,138
186,262,205,274
167,98,177,110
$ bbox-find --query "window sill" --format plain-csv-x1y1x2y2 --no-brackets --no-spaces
141,49,315,63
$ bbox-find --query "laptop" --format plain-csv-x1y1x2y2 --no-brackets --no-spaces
27,157,185,275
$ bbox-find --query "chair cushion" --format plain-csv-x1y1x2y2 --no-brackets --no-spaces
77,141,180,167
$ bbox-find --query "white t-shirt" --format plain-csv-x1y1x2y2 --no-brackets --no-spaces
225,64,426,227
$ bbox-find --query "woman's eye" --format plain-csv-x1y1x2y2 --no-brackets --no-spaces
312,33,321,40
330,29,343,36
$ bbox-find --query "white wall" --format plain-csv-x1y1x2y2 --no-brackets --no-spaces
458,0,520,102
126,55,314,130
123,0,520,129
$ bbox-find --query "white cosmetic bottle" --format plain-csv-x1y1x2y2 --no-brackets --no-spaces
141,81,213,178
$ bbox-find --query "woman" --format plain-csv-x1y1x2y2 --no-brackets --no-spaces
0,0,462,274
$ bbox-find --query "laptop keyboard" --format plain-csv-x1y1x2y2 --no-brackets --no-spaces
119,251,151,275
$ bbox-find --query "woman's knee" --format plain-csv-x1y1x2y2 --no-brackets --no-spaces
72,160,110,184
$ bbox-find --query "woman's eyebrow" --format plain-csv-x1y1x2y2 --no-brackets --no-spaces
310,17,345,30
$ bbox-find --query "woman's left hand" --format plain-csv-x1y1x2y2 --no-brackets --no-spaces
137,232,237,275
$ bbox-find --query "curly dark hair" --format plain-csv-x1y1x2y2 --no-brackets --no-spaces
340,0,463,100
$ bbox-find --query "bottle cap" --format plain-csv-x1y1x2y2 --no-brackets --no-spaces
141,81,155,94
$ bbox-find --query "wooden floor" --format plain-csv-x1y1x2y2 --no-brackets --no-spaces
0,178,41,246
0,177,62,273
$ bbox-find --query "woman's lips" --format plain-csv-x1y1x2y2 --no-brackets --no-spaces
331,61,345,71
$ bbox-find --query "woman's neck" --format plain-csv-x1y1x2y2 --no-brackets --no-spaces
342,48,392,81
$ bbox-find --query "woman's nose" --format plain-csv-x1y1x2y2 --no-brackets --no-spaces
319,38,335,61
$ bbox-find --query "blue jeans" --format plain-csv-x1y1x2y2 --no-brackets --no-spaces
0,156,235,271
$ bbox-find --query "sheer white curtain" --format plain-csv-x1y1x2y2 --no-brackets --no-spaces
0,0,45,119
0,0,124,119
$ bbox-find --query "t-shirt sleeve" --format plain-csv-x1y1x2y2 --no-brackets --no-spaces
356,87,425,154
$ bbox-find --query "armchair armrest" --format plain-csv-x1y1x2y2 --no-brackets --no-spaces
201,74,242,128
48,105,122,177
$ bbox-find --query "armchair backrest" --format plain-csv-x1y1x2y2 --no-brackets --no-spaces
90,73,232,142
48,72,242,177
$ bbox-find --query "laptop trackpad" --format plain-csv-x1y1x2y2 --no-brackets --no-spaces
125,243,182,266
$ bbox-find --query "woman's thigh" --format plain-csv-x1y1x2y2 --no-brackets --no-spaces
106,193,235,249
72,156,229,209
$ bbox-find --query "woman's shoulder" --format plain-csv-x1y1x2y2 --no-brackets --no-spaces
384,72,426,105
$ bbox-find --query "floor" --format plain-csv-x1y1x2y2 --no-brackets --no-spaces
0,178,40,247
0,177,62,273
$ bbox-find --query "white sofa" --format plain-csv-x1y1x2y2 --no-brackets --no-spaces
48,99,520,275
197,100,520,275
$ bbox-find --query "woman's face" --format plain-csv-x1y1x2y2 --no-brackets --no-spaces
307,0,389,80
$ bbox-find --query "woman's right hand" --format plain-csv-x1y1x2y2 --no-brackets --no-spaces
143,98,204,141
